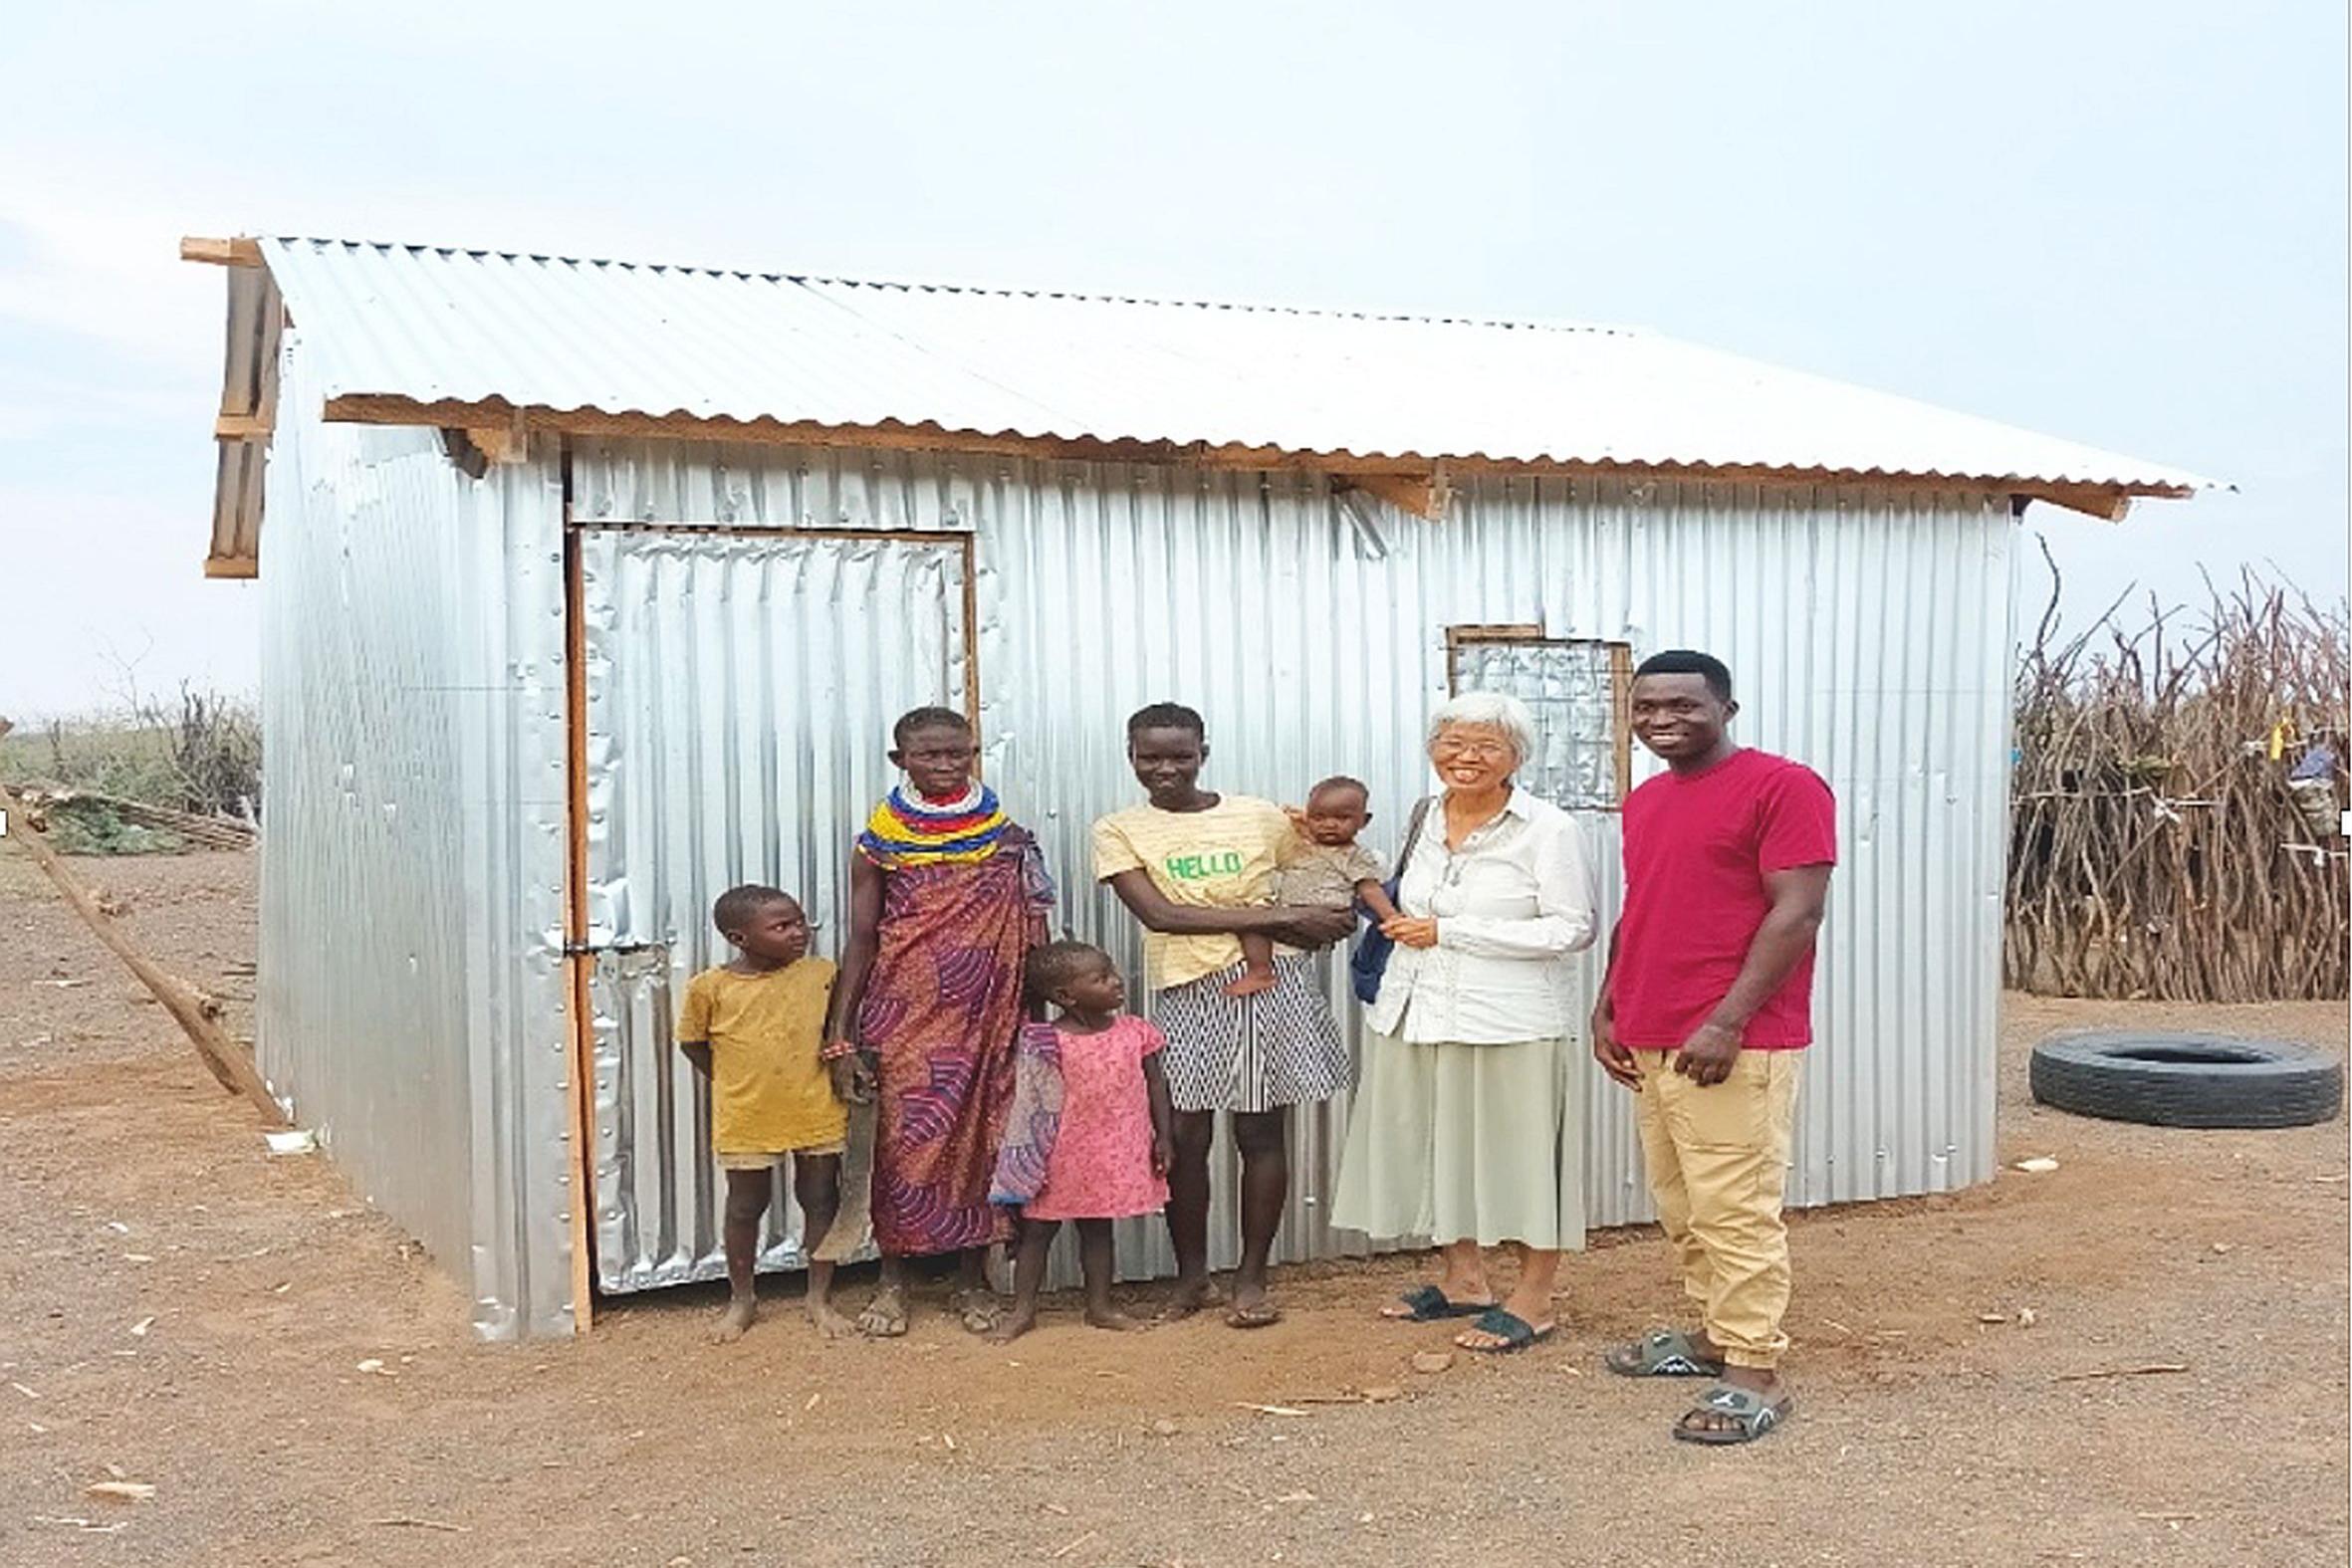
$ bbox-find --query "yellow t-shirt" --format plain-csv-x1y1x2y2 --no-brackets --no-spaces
674,957,845,1155
1092,795,1299,990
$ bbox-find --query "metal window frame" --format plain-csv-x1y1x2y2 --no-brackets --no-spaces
1443,625,1634,807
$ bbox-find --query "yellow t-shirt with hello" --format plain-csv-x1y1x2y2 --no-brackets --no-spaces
1093,795,1299,991
674,957,845,1155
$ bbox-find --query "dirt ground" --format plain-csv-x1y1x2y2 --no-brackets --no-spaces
1,851,2345,1568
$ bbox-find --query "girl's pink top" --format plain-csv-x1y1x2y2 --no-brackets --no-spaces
1026,1016,1169,1222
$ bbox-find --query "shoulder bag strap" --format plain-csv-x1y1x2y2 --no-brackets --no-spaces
1394,794,1435,879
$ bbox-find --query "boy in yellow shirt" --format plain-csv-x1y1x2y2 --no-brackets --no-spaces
676,885,857,1340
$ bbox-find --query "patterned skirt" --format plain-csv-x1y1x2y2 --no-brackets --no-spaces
1150,955,1352,1115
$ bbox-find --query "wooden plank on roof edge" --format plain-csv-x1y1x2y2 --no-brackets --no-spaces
321,393,2183,511
180,235,263,267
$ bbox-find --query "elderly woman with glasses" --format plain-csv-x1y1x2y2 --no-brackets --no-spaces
1331,691,1600,1354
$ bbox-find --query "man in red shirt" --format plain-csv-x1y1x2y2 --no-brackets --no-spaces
1592,650,1835,1445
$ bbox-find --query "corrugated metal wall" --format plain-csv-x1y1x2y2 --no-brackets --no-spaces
259,401,2010,1337
261,336,576,1339
568,439,2012,1281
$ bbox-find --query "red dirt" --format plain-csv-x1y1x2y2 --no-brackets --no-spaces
1,851,2345,1566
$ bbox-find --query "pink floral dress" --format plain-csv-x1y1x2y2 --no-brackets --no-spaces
1025,1017,1169,1223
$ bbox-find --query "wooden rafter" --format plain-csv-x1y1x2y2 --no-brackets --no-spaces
1342,466,1453,521
466,407,531,466
2015,483,2135,523
180,235,263,268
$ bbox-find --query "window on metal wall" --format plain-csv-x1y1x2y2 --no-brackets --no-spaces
1445,626,1633,810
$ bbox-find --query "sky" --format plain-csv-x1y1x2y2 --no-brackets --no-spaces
2,1,2344,721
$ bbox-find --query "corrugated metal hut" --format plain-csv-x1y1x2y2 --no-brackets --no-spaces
184,234,2208,1340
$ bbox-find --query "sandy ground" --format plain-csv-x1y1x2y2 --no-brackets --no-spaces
0,851,2345,1568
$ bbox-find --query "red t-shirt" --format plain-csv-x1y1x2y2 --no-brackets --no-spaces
1611,748,1836,1049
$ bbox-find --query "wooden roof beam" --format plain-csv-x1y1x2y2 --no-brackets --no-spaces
1342,468,1453,521
2015,483,2141,522
321,394,2184,513
180,236,263,268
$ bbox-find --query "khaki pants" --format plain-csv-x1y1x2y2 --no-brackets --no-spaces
1631,1049,1802,1369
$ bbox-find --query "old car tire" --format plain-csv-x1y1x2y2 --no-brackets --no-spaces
2029,1031,2344,1130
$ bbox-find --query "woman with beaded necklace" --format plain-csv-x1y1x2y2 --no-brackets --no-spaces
823,707,1055,1337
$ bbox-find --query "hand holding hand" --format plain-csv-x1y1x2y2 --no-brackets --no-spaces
826,1053,871,1106
1379,915,1440,950
1672,1020,1744,1086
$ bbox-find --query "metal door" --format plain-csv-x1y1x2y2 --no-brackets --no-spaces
579,528,973,1292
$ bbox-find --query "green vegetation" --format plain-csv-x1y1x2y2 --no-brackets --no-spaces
2,689,261,855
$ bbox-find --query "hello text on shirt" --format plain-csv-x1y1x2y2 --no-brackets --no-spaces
1162,850,1245,882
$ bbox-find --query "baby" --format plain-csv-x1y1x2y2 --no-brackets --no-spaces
1228,776,1401,998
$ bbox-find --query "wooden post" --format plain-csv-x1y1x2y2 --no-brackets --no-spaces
0,721,286,1126
560,463,597,1333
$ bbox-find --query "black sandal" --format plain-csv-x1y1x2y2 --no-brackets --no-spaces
1381,1284,1495,1322
1456,1307,1554,1354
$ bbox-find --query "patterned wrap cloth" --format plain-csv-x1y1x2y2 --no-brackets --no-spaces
988,1022,1064,1208
855,788,1055,1256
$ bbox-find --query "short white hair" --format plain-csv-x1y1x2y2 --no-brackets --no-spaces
1426,691,1537,768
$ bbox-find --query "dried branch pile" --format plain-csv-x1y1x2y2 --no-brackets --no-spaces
2007,559,2348,1002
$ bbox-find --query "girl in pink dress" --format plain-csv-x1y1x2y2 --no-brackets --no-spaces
989,941,1174,1341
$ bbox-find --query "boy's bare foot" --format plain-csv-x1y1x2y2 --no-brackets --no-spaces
710,1295,758,1343
985,1305,1039,1345
1160,1276,1226,1320
807,1295,855,1339
855,1284,908,1338
1222,969,1279,999
1085,1305,1145,1332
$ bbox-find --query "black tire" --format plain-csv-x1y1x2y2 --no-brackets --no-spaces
2029,1030,2344,1130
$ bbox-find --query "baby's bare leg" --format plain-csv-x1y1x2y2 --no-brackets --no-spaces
1225,932,1279,998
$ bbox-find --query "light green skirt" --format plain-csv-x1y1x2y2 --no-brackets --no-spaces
1330,1028,1586,1251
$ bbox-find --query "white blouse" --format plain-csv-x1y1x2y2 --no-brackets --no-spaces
1364,788,1599,1045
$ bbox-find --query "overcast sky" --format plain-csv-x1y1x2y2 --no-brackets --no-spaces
3,1,2343,721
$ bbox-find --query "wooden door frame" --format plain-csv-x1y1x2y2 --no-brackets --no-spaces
559,495,983,1329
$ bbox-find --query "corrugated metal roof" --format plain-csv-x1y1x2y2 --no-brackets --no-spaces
253,236,2213,492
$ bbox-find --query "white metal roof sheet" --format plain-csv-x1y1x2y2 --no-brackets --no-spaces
252,235,2212,494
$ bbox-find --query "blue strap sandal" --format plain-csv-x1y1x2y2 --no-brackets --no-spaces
1381,1284,1496,1322
1457,1306,1555,1354
1604,1328,1727,1378
1673,1383,1794,1445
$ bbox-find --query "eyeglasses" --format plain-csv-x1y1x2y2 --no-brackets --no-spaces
1431,736,1515,762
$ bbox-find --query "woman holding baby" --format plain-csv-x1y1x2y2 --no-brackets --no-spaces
1091,701,1357,1330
